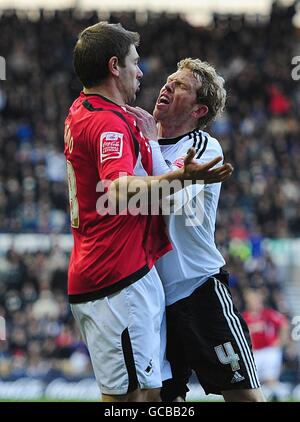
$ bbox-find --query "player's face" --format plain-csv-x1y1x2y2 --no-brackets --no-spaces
154,68,201,125
119,44,143,104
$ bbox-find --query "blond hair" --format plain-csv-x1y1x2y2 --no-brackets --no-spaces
178,58,226,128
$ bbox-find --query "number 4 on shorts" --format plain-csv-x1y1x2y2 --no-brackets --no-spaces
214,342,240,371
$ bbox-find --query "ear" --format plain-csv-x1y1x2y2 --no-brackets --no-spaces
108,56,120,77
191,104,208,120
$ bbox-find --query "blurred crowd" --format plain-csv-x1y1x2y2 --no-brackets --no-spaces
0,4,300,385
1,5,300,237
0,246,93,381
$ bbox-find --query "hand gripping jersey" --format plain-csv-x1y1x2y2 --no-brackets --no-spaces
64,93,171,303
154,130,226,305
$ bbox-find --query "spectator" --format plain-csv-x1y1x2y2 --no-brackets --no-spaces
242,288,289,397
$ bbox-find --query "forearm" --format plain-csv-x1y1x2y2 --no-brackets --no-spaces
108,170,184,209
150,141,171,175
108,149,230,209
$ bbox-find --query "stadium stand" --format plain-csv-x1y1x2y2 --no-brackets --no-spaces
0,4,300,399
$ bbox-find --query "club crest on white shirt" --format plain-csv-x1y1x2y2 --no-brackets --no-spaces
172,156,185,169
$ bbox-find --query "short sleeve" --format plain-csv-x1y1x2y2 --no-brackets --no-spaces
195,135,224,168
89,112,136,181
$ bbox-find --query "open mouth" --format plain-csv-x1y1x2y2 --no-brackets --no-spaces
157,94,171,106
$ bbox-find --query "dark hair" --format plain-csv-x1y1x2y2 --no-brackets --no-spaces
74,22,140,88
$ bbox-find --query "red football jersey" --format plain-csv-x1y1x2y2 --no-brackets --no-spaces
243,308,288,350
64,93,172,303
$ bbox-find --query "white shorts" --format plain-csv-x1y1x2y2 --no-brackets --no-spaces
254,346,283,383
71,266,171,395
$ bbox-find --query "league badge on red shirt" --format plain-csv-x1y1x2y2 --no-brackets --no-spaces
100,132,124,162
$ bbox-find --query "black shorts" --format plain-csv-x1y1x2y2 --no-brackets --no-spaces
161,270,260,399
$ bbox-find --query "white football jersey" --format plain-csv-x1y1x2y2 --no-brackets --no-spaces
151,130,226,305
